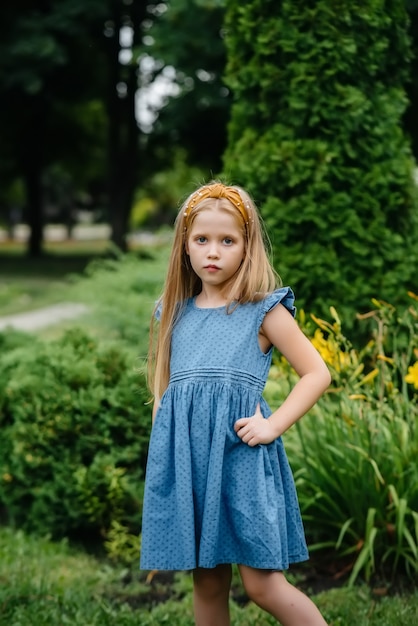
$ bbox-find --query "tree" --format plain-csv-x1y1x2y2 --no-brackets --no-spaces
0,1,233,253
0,1,154,255
145,0,230,176
223,0,418,326
0,0,110,256
405,0,418,158
102,0,148,251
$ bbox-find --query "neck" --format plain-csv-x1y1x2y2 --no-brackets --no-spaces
195,291,227,308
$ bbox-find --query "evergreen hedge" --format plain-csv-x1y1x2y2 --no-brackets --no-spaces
0,328,150,540
223,0,418,328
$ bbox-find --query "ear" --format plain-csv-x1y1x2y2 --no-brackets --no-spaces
185,238,190,255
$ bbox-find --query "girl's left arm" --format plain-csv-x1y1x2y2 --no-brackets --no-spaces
234,304,331,447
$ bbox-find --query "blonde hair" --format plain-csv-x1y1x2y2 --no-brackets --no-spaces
148,181,281,401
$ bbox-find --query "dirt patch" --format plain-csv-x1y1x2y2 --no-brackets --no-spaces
110,558,348,611
118,554,415,611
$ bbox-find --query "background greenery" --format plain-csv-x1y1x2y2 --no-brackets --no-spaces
1,0,418,622
0,327,149,539
1,1,418,329
0,245,417,584
0,243,417,622
223,0,418,325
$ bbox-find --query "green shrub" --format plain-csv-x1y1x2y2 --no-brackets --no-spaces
0,327,150,540
0,328,38,353
223,0,418,328
70,249,168,355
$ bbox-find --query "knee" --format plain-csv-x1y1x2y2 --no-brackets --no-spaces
193,565,231,602
241,576,268,607
240,568,286,609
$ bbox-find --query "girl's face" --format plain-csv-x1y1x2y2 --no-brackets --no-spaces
185,207,245,294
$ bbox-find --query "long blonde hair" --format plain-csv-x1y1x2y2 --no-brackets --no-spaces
148,181,281,402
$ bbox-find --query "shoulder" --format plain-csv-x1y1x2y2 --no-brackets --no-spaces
153,298,191,322
258,287,296,320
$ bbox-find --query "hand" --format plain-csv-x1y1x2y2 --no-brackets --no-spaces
234,403,277,446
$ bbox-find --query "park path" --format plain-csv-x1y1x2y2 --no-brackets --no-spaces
0,302,89,332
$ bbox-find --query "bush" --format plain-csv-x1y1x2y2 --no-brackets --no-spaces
0,327,151,541
223,0,418,328
70,249,167,355
0,328,38,353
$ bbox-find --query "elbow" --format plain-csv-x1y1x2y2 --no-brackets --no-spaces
314,361,331,393
323,365,332,390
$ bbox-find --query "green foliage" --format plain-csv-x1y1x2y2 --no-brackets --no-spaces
70,249,168,355
0,1,150,254
0,328,38,354
0,0,108,167
104,520,142,566
130,197,157,230
134,149,207,228
146,0,229,173
2,248,417,593
0,327,150,539
282,295,418,584
223,0,418,326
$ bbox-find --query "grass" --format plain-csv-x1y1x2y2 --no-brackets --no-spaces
0,240,168,348
0,241,106,316
0,527,417,626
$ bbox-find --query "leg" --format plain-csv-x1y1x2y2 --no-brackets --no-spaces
238,565,328,626
193,564,232,626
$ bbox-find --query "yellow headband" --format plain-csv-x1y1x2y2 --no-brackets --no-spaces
183,183,251,226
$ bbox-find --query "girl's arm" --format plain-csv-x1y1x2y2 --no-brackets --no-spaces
234,304,331,446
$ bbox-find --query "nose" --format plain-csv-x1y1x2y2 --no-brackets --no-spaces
207,242,220,258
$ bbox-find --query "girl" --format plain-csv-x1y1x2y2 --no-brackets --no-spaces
140,181,331,626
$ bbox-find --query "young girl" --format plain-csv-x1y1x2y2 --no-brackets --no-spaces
140,181,331,626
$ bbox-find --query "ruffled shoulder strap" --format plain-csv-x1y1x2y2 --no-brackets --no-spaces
153,299,187,322
257,287,296,328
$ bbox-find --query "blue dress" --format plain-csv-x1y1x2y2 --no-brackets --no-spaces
140,287,309,571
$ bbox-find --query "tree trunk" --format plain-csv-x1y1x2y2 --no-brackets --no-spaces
21,98,45,258
108,66,138,250
24,159,43,257
106,0,145,252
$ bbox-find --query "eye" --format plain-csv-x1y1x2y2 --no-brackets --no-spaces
223,237,234,245
196,236,207,244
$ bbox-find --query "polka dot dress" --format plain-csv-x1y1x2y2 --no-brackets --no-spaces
140,287,309,571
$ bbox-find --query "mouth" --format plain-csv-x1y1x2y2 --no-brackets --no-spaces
205,264,221,271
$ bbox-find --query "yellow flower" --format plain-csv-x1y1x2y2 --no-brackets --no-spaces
311,329,350,372
357,368,379,387
311,329,333,362
405,362,418,390
377,354,395,365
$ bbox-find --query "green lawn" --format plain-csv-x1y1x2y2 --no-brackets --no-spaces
0,528,417,626
0,239,167,322
0,241,111,316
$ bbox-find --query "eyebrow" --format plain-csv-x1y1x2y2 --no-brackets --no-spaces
192,232,238,238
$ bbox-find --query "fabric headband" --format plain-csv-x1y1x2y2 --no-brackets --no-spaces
183,183,251,226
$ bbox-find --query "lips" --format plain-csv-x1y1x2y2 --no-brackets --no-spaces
205,265,220,270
